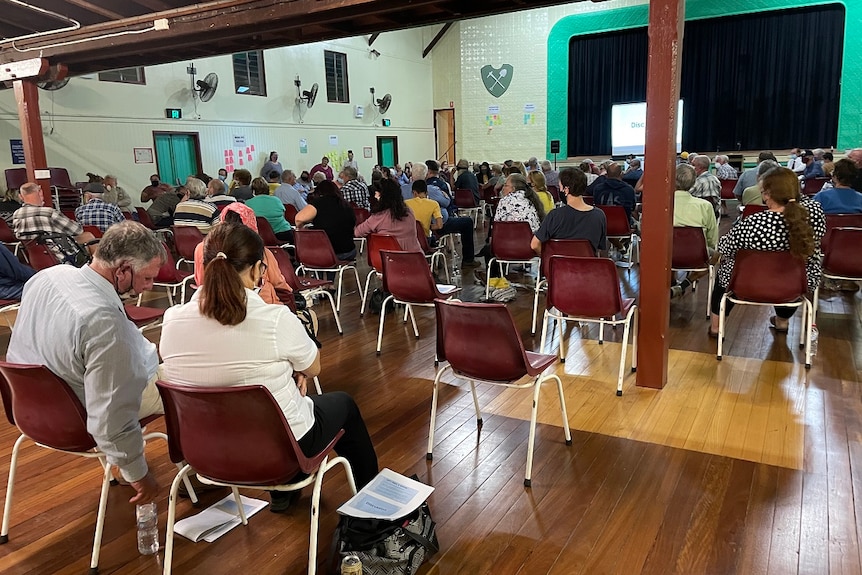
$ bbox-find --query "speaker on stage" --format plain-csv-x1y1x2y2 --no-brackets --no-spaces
550,140,561,154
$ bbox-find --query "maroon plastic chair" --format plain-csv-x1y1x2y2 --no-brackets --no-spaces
3,169,27,192
415,220,448,282
803,177,830,195
284,204,298,226
719,179,737,215
122,211,134,220
0,219,22,258
293,228,362,313
531,239,596,335
547,185,561,203
814,227,862,320
822,213,862,254
428,299,572,487
671,227,714,319
352,206,370,254
360,233,402,316
583,195,595,206
740,204,767,219
376,250,460,355
136,242,194,307
82,224,103,239
171,225,204,269
0,362,174,574
254,216,292,251
136,207,156,229
155,380,356,575
717,250,812,367
485,221,536,300
597,205,638,268
540,256,638,396
454,188,480,227
23,241,59,270
61,209,77,221
269,248,342,334
124,302,165,332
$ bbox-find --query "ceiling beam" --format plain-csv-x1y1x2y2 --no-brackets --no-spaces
62,0,125,20
422,22,452,58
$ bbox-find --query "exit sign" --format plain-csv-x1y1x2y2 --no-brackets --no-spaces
165,108,182,119
381,118,391,127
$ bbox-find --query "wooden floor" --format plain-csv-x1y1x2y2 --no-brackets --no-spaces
1,215,861,574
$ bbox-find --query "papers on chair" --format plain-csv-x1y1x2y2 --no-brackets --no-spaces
174,494,268,543
337,468,434,520
436,284,460,295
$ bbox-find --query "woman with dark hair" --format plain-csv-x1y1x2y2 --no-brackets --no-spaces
814,158,862,213
247,177,293,242
353,178,421,251
478,162,492,185
295,180,357,261
708,167,825,336
160,222,379,511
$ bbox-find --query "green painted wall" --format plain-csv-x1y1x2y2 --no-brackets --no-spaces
547,0,858,157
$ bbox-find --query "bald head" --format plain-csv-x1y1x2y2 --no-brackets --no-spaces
606,163,622,179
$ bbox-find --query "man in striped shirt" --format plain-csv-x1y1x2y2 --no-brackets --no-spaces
173,177,218,234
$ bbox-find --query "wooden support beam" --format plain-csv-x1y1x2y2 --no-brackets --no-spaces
368,32,380,45
63,0,125,20
423,22,453,58
0,58,48,83
13,79,51,206
635,0,685,389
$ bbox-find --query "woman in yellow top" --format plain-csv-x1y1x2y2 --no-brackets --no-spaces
529,170,556,214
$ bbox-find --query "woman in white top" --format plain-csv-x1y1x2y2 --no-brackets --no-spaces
159,222,378,511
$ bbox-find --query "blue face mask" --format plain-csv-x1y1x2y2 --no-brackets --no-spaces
789,154,797,160
218,175,227,181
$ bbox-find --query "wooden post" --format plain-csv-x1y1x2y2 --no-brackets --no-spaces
13,79,51,206
636,0,685,389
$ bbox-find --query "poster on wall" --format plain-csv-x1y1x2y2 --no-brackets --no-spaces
9,139,25,165
233,135,247,147
363,146,373,159
329,135,339,146
133,147,154,164
486,105,502,127
481,64,513,97
299,138,308,154
523,103,536,125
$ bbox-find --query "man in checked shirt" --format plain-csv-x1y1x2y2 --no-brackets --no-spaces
13,182,97,259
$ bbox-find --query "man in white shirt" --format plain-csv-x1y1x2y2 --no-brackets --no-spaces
342,149,359,173
714,155,738,180
7,221,166,504
787,148,805,174
273,169,307,212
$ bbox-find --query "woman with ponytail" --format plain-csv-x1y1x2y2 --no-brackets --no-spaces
160,222,378,511
708,167,825,336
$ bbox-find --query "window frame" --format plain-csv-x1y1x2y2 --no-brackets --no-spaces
324,50,350,103
97,67,146,85
232,50,267,97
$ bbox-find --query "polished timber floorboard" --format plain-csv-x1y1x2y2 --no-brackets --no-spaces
1,217,862,574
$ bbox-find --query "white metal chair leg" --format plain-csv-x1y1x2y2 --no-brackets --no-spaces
469,381,482,428
350,266,364,311
376,295,394,355
426,366,449,459
485,257,497,300
539,309,550,353
617,312,632,396
717,295,728,360
813,285,820,323
548,374,572,444
0,434,26,543
319,290,343,335
524,377,543,487
407,304,419,338
531,278,546,336
164,463,192,575
335,268,345,312
233,486,247,525
631,307,639,373
89,457,113,574
804,299,813,369
360,269,376,316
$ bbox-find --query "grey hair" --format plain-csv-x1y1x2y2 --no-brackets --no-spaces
540,160,552,171
812,148,824,159
208,179,225,195
282,169,295,181
757,159,781,179
713,155,728,164
676,164,696,190
690,155,710,170
341,166,357,181
104,174,117,182
312,172,326,184
411,162,428,180
185,177,206,199
93,221,166,270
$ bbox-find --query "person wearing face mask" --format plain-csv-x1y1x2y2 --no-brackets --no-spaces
217,168,229,183
7,221,169,506
787,148,805,174
295,171,313,198
141,174,172,203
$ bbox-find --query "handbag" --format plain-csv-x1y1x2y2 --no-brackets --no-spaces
331,502,439,575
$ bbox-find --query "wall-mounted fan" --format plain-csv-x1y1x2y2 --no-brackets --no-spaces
370,87,392,114
187,64,218,102
37,65,69,91
295,77,319,108
37,77,70,91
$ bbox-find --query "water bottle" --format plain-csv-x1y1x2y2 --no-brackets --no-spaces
450,249,462,288
136,502,159,555
810,324,819,357
341,554,363,574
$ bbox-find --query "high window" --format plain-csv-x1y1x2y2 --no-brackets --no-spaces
98,67,145,85
324,50,349,103
233,51,266,96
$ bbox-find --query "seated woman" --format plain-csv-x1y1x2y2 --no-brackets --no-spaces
741,160,781,206
353,178,421,252
160,222,379,511
246,177,293,243
193,202,291,305
528,170,556,214
295,180,357,261
814,158,862,214
709,167,824,336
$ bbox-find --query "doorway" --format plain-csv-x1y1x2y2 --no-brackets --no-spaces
153,132,202,186
376,136,398,168
434,109,456,164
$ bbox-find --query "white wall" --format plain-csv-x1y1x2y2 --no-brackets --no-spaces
0,30,435,206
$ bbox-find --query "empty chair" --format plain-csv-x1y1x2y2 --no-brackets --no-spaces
428,299,572,487
0,362,178,575
171,225,204,269
821,213,862,254
484,221,536,300
454,188,481,228
716,250,812,368
138,242,194,307
415,219,448,282
540,256,638,396
352,206,370,254
671,227,715,319
0,219,22,258
4,169,27,193
376,250,459,355
284,204,299,226
270,247,342,334
598,205,639,268
719,178,737,214
256,216,293,251
136,207,156,229
813,227,862,320
156,381,356,575
360,233,402,316
125,301,165,332
293,228,363,313
803,177,830,195
531,239,595,335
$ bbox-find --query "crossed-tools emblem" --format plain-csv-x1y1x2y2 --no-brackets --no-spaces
481,64,513,97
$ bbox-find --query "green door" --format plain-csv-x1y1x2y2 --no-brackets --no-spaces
376,136,398,168
154,132,200,186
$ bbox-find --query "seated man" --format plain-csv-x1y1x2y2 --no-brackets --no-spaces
689,154,721,218
671,163,719,299
0,243,35,299
590,162,636,224
405,180,443,237
531,166,607,256
7,221,167,504
340,166,370,210
204,178,237,209
13,182,96,257
622,158,643,188
140,174,172,204
173,177,218,234
230,169,253,201
146,185,184,228
814,159,862,214
75,183,125,233
273,170,307,213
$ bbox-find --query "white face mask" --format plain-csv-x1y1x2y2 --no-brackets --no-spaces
789,153,797,160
